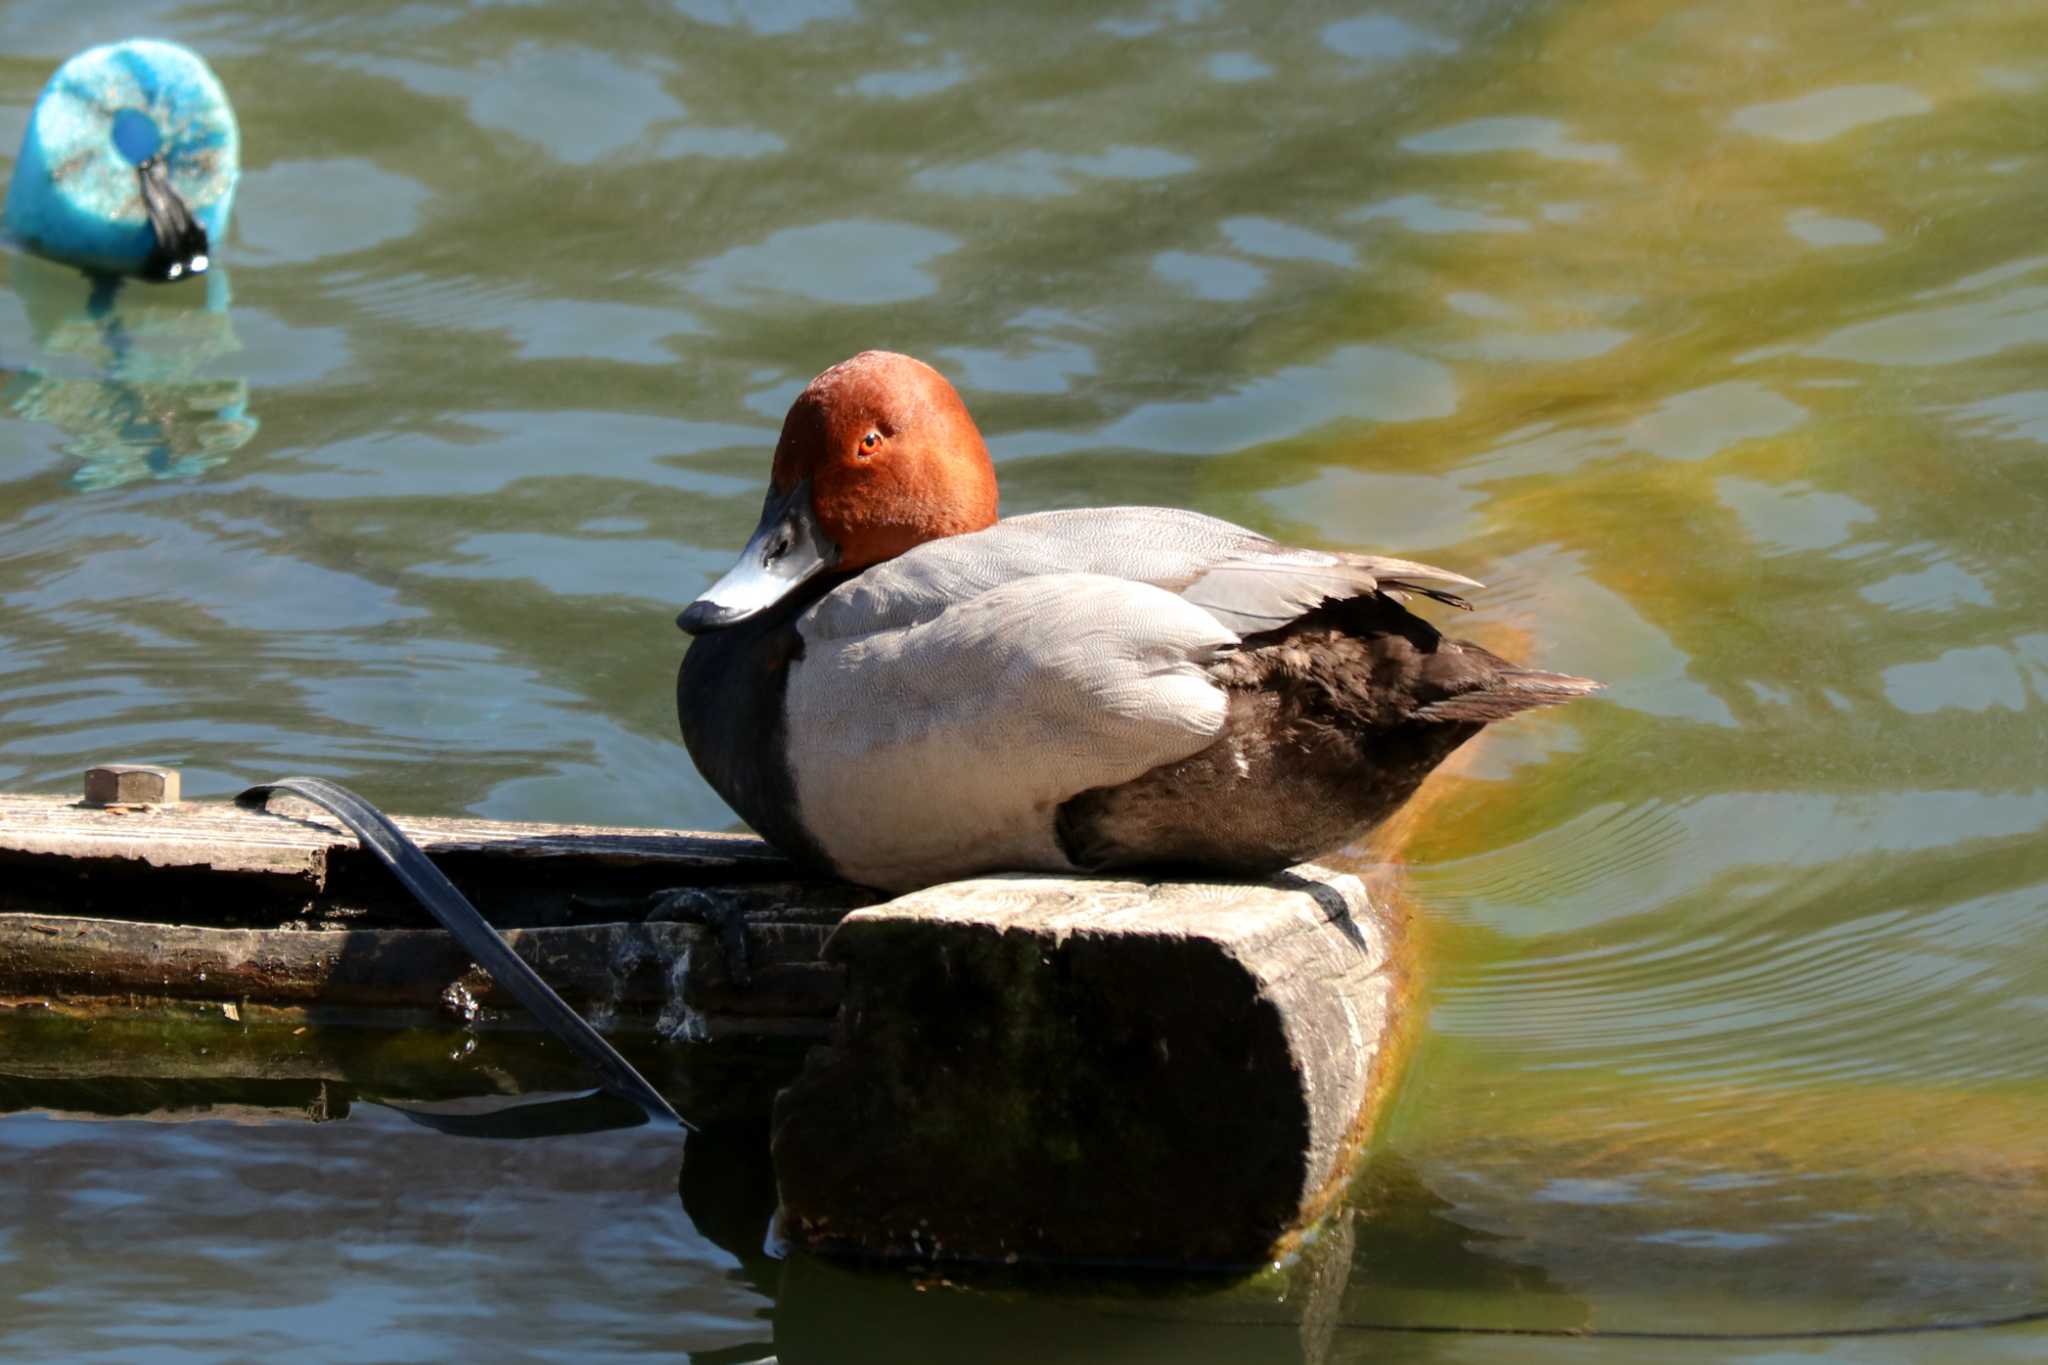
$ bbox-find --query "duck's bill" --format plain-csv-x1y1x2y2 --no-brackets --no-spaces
677,480,838,634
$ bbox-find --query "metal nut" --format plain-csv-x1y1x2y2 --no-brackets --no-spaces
83,765,181,806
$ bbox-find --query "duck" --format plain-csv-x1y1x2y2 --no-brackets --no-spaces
676,350,1598,893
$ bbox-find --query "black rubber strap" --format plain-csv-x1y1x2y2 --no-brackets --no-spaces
237,776,688,1130
135,155,209,282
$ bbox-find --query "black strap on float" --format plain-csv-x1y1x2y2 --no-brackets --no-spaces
135,155,210,282
236,776,688,1130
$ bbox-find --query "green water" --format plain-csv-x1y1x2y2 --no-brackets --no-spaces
3,0,2046,1357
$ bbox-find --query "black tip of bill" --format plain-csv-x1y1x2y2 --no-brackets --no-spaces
135,156,210,284
676,598,745,635
678,480,838,636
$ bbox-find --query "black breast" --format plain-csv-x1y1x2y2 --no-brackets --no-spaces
675,580,840,873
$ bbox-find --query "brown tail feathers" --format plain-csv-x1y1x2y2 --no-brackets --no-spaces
1412,657,1604,723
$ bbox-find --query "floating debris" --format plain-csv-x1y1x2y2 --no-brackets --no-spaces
4,39,239,280
439,981,481,1025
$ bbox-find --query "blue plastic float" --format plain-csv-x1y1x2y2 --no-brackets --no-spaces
4,39,239,282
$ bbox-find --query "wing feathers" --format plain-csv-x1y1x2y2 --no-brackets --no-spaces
1181,551,1483,635
803,506,1488,643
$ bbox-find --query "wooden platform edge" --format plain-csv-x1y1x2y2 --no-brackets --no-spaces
0,791,869,1039
0,911,843,1039
3,789,1419,1269
771,865,1414,1268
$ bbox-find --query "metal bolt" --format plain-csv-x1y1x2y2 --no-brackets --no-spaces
83,764,181,807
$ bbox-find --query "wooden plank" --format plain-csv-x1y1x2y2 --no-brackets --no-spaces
0,792,844,933
2,787,1419,1267
0,792,874,1038
0,912,843,1037
0,790,787,877
771,866,1411,1267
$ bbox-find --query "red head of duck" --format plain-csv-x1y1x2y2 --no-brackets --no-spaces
680,352,996,632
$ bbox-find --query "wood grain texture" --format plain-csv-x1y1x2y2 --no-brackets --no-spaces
0,912,843,1037
0,790,786,877
771,864,1410,1267
0,793,863,1035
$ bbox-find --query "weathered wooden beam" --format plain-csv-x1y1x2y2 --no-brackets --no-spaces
771,868,1409,1268
0,791,871,1038
2,788,1415,1266
0,911,841,1037
0,790,799,928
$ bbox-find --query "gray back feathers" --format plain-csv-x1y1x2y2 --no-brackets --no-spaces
802,507,1481,639
781,507,1495,890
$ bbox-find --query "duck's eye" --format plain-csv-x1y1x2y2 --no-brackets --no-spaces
859,431,882,454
